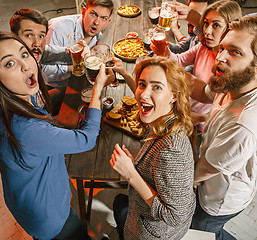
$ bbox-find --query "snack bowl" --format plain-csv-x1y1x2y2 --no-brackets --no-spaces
102,96,114,109
126,32,138,38
113,38,150,62
117,5,141,18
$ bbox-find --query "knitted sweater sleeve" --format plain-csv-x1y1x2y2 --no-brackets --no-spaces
150,136,195,226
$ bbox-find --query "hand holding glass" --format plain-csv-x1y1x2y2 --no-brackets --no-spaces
105,51,119,87
152,28,167,56
68,32,85,76
90,44,118,87
85,52,104,85
158,0,177,31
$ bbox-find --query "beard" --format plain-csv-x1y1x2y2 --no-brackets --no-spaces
210,62,256,93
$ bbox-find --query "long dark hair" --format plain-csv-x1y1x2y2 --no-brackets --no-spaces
0,31,53,169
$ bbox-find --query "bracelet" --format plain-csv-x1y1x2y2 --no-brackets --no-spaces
179,36,186,42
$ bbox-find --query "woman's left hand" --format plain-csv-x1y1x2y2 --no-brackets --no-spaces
109,144,136,181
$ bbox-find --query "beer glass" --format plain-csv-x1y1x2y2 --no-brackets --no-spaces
143,29,154,53
68,32,85,76
158,0,176,31
84,51,104,85
152,28,167,56
91,44,119,87
148,7,160,25
105,51,119,87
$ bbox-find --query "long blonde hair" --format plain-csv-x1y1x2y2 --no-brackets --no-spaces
133,57,194,137
199,0,242,46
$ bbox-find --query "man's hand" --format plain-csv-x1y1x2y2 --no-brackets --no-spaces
66,40,90,59
175,1,201,27
194,156,220,183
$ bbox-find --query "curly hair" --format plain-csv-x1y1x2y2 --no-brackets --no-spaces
133,57,194,138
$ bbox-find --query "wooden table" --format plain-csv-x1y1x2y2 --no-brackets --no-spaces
57,0,175,229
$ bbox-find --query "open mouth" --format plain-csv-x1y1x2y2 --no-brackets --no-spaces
33,52,40,61
26,73,37,88
140,103,153,114
32,48,42,61
216,66,225,76
91,26,97,33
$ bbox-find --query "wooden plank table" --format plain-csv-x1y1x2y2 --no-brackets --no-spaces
57,0,175,230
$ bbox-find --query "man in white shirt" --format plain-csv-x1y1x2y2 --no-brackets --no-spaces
190,17,257,240
45,0,113,89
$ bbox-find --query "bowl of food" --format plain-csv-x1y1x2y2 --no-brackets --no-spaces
113,38,150,62
126,32,138,38
117,5,141,18
102,96,114,109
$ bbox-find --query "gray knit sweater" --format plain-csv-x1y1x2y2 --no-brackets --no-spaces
124,123,196,239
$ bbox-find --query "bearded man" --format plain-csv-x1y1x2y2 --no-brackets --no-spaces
189,17,257,240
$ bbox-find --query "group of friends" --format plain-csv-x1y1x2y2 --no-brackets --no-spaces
0,0,256,240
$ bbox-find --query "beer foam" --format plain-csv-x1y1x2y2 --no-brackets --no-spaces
149,12,159,18
154,33,166,41
71,43,83,53
85,56,102,70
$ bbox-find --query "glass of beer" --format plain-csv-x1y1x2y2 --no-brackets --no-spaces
68,32,85,76
84,52,104,85
91,44,119,87
148,7,160,25
143,29,154,53
158,0,176,31
105,51,119,87
152,28,167,56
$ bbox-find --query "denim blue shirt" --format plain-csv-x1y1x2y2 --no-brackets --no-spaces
0,100,101,239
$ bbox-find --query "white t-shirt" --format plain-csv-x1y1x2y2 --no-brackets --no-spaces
199,86,257,215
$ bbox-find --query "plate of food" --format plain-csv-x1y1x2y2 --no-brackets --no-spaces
103,96,144,138
113,38,150,62
117,5,141,17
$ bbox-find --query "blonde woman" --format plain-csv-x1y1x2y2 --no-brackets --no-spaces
110,57,196,240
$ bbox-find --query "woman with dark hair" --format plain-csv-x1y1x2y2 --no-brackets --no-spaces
110,57,196,240
0,31,114,240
